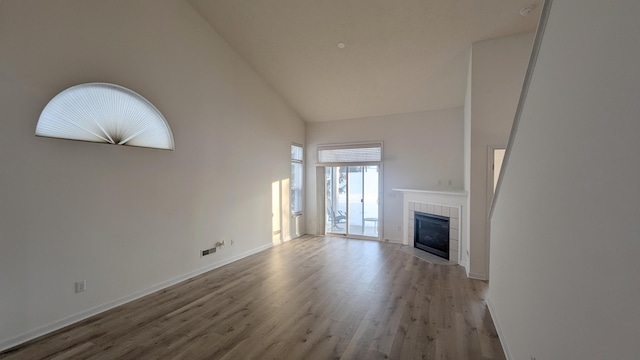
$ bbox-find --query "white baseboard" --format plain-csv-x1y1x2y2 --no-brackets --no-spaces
384,238,403,244
486,296,512,360
0,243,273,353
467,271,488,280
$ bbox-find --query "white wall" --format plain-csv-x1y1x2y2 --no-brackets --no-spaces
305,108,464,242
489,0,640,359
467,32,534,279
0,0,304,349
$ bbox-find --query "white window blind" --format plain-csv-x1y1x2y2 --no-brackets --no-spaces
317,143,382,163
36,83,174,150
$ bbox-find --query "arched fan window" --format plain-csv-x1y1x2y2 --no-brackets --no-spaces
36,83,174,150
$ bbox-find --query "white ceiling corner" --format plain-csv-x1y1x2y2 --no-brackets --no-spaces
188,0,542,122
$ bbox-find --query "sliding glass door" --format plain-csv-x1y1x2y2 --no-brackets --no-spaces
325,165,379,238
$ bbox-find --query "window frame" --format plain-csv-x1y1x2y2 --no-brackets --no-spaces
291,143,304,216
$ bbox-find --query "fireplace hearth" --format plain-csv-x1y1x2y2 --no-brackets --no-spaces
414,212,450,260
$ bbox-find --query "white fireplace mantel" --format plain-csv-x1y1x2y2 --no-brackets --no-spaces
393,188,468,198
393,188,468,266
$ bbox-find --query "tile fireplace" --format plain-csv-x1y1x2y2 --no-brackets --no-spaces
394,189,468,266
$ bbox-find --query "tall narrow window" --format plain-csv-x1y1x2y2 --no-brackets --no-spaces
291,144,304,215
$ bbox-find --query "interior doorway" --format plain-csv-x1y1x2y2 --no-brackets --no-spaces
489,146,506,207
485,146,506,280
493,148,506,193
325,165,380,239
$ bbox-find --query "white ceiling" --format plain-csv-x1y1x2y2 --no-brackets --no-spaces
188,0,542,122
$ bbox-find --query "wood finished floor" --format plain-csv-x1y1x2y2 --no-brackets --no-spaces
1,236,505,360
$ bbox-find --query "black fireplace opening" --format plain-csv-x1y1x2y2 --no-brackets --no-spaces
414,211,450,260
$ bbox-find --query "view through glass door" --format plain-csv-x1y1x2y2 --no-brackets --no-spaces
325,165,379,238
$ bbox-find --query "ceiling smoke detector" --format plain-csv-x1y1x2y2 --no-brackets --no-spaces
337,42,346,49
520,5,535,16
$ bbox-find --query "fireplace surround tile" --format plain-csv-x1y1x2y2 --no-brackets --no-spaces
411,202,458,263
441,206,450,217
450,217,459,230
398,190,468,266
450,250,459,262
450,239,459,249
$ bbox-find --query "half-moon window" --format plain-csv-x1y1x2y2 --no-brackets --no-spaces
36,83,174,150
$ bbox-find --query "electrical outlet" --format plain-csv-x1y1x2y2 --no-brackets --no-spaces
75,281,86,293
201,247,216,257
230,239,235,245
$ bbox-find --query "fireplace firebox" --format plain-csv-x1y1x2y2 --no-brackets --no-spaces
414,212,450,260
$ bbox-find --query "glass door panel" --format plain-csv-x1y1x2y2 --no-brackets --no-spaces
325,167,346,234
325,165,379,239
347,166,364,236
362,165,379,237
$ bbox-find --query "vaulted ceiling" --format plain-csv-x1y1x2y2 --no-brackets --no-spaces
188,0,542,122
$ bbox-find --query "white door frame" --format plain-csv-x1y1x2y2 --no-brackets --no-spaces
319,163,383,241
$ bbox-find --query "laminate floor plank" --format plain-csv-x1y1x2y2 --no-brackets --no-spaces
1,236,505,360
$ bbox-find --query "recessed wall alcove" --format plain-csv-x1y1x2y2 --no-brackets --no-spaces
394,189,468,266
